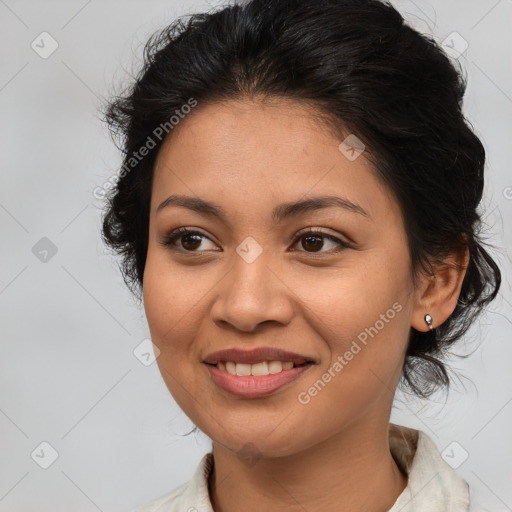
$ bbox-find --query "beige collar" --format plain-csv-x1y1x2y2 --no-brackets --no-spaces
136,423,470,512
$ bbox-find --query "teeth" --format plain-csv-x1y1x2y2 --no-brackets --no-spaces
268,361,282,374
216,360,297,375
251,361,268,376
235,363,251,376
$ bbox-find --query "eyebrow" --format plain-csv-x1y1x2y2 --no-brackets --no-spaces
156,194,370,222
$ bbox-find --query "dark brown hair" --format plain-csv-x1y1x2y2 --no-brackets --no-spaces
101,0,501,398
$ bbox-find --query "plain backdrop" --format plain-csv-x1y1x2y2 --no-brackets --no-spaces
1,0,511,511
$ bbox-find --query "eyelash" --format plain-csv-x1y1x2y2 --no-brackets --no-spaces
159,227,352,255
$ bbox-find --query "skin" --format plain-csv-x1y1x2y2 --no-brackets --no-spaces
143,96,469,512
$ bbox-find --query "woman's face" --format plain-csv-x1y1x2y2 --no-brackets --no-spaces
143,97,419,457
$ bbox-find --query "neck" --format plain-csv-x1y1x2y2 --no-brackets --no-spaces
208,420,408,512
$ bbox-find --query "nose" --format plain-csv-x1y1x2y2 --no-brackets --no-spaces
210,251,294,333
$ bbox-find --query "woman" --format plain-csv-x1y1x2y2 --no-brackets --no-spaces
101,0,501,510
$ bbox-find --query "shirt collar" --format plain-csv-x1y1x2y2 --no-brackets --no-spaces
137,423,469,512
387,423,469,511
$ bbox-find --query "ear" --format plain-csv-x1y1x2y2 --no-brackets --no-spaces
411,246,470,332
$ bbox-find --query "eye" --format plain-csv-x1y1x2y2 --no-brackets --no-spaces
289,228,351,254
159,227,352,254
159,227,219,252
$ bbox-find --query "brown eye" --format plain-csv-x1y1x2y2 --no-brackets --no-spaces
160,228,218,252
181,233,203,250
160,227,351,255
301,234,325,251
291,230,351,254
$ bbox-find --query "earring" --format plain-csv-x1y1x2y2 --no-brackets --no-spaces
424,314,433,331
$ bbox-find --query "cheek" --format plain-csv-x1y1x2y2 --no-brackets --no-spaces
142,250,239,417
289,257,411,397
284,252,409,342
142,254,206,392
143,249,209,339
294,295,409,439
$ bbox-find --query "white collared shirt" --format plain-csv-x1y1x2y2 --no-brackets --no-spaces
135,423,472,512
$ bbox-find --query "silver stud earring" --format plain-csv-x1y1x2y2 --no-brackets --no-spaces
424,314,433,331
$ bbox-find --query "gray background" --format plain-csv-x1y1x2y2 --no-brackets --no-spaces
1,0,511,511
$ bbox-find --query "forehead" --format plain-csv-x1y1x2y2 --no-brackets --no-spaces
156,96,342,166
151,97,398,223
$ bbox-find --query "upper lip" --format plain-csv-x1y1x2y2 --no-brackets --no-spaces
203,347,315,365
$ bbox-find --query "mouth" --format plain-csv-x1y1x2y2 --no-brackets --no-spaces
208,360,308,376
203,347,316,398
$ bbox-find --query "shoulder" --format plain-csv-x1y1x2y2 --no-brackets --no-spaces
134,453,214,512
388,423,470,512
134,482,188,512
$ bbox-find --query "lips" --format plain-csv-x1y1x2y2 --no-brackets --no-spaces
206,363,312,398
203,347,316,398
203,347,314,366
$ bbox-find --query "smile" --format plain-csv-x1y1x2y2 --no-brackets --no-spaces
215,360,296,375
203,347,316,398
205,363,313,398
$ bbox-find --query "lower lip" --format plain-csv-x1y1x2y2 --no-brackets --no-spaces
205,363,312,398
